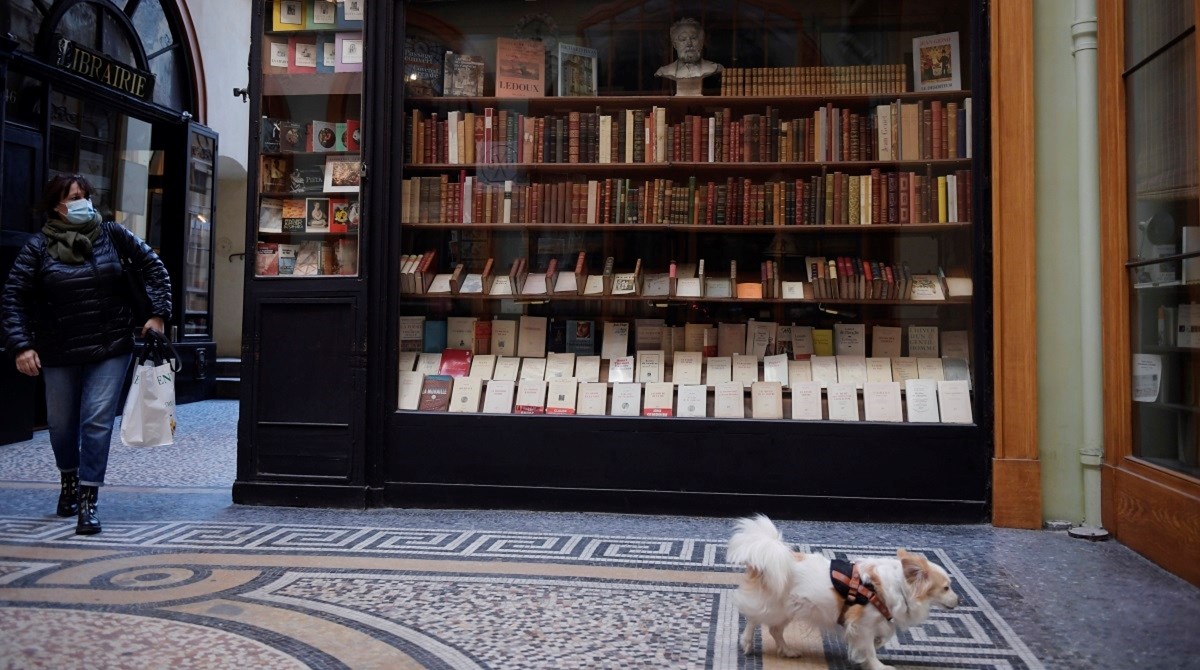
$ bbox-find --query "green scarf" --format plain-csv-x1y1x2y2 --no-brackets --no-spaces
42,214,102,264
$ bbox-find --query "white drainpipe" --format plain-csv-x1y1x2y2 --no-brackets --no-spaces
1071,0,1108,538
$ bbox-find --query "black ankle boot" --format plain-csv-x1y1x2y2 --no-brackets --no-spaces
76,485,101,535
57,471,79,517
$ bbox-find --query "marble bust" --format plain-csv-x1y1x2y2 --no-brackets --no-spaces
654,18,723,96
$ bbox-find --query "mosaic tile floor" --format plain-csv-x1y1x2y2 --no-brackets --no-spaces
1,400,1199,669
0,516,1042,669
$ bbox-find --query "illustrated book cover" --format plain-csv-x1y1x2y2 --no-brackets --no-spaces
557,43,598,97
444,51,485,97
913,32,961,92
495,37,545,98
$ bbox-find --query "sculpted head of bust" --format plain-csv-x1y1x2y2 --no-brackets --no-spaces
655,18,723,95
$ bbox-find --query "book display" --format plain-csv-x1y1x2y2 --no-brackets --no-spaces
254,0,362,277
396,3,979,429
241,0,994,519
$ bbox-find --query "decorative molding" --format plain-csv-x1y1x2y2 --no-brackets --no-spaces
171,0,205,123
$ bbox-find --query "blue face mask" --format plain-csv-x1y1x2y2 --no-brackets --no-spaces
64,198,96,225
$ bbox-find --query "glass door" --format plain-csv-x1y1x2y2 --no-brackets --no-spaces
183,124,217,338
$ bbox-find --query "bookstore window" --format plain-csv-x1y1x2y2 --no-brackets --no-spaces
251,0,364,278
397,0,981,422
1125,2,1200,477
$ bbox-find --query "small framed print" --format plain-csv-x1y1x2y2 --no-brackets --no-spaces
344,0,365,22
294,41,317,68
336,33,363,72
311,0,336,26
268,41,289,69
342,39,362,63
323,158,361,193
279,0,303,25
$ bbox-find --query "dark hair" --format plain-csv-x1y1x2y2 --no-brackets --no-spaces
37,174,94,220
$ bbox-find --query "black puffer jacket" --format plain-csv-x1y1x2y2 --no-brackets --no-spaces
2,222,172,367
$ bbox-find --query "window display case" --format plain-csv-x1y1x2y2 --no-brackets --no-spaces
382,0,991,518
253,0,363,278
238,0,993,518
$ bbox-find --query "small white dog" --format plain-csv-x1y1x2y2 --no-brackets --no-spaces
727,515,959,670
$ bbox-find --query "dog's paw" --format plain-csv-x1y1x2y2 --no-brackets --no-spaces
740,641,756,655
776,647,802,658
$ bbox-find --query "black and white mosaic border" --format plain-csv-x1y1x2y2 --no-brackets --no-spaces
0,516,1042,669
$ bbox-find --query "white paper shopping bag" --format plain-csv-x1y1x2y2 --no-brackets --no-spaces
120,347,177,447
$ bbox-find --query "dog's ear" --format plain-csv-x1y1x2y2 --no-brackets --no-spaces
900,551,928,586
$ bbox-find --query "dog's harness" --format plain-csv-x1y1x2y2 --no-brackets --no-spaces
830,559,892,623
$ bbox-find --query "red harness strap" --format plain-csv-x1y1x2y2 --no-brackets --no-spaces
831,561,893,623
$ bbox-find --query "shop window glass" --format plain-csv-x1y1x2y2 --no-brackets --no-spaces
131,0,174,55
57,4,100,49
9,0,43,53
147,47,185,111
46,92,152,230
101,11,137,66
4,72,44,128
1124,0,1194,68
1125,10,1200,477
394,0,981,421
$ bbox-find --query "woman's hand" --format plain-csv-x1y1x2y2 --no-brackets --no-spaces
142,316,166,337
15,349,41,376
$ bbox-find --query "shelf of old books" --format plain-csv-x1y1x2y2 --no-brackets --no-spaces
254,0,363,277
395,2,981,427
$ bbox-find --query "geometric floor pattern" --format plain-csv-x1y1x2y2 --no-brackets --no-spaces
0,516,1042,669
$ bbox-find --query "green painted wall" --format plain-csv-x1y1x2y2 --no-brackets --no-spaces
1033,0,1087,523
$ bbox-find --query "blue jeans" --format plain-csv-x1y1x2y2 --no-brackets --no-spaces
43,353,131,487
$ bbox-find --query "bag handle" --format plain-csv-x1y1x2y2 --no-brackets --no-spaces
136,329,182,372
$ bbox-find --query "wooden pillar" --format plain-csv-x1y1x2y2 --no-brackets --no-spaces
990,0,1042,529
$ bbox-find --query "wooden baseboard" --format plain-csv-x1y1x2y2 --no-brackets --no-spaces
992,458,1042,528
1111,467,1200,587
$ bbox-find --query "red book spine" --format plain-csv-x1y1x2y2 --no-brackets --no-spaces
458,170,467,223
568,111,580,164
474,115,484,165
740,178,751,226
532,183,543,223
870,169,882,225
692,115,703,163
841,108,851,161
898,171,911,224
931,100,943,160
423,115,434,164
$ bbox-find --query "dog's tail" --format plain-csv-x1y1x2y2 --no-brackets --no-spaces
727,514,795,596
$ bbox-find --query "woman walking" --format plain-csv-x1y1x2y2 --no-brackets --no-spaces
2,174,171,535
